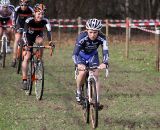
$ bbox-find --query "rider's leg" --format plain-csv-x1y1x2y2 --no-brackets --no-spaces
22,51,31,89
6,19,14,44
6,28,13,42
11,32,22,67
6,28,13,53
13,32,22,58
76,68,87,102
76,68,87,93
22,51,31,79
75,61,87,102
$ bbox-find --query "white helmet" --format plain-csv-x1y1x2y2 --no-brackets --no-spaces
1,0,10,6
86,18,102,31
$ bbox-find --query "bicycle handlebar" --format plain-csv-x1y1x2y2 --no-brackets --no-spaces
0,25,13,28
77,65,109,78
25,45,55,56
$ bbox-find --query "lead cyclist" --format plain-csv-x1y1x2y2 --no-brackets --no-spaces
72,18,109,109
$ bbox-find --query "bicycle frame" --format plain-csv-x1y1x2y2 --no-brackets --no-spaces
24,44,54,100
75,66,109,102
24,45,54,79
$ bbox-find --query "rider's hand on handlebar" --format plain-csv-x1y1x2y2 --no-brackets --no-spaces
49,41,55,48
98,63,107,70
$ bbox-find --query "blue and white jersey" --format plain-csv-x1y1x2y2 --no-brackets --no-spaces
72,31,109,64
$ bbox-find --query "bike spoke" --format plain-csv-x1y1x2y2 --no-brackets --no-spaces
25,61,33,95
81,84,90,124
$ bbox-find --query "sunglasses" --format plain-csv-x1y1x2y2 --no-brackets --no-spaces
3,6,8,8
20,3,28,6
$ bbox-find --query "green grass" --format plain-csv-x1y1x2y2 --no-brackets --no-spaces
0,42,160,130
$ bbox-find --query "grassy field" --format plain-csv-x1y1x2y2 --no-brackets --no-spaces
0,41,160,130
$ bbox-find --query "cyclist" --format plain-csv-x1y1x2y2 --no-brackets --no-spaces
11,0,33,67
0,0,14,53
72,18,109,109
21,3,54,90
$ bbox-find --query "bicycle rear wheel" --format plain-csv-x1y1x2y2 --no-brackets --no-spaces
1,38,6,68
16,40,23,74
90,78,98,128
35,60,44,100
25,60,33,95
81,83,90,124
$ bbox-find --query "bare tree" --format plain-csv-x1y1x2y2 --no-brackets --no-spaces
10,0,160,19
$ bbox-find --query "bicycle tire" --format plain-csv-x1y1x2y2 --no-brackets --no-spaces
35,60,44,100
25,60,33,95
82,83,90,124
2,37,6,68
16,40,23,74
90,78,98,128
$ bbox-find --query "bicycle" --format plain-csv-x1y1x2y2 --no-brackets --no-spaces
0,25,11,68
75,65,109,128
24,44,54,100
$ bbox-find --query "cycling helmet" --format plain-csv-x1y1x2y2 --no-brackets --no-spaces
86,18,102,31
34,3,46,13
1,0,10,6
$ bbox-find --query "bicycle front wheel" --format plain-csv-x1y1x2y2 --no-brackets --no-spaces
1,38,6,68
35,60,44,100
89,78,98,128
25,60,33,95
82,83,90,124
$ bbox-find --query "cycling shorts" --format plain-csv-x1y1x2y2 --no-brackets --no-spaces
76,53,99,67
0,18,13,27
26,33,43,46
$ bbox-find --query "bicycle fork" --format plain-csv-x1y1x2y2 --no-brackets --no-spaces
87,72,97,103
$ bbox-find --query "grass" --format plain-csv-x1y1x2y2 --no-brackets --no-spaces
0,41,160,130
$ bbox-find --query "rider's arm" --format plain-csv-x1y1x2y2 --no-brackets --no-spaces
9,5,15,26
22,19,29,45
45,19,52,42
12,12,17,27
13,7,18,26
101,37,109,65
72,35,83,64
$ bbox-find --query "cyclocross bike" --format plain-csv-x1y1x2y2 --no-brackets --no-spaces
25,44,54,100
75,66,109,128
0,25,11,68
